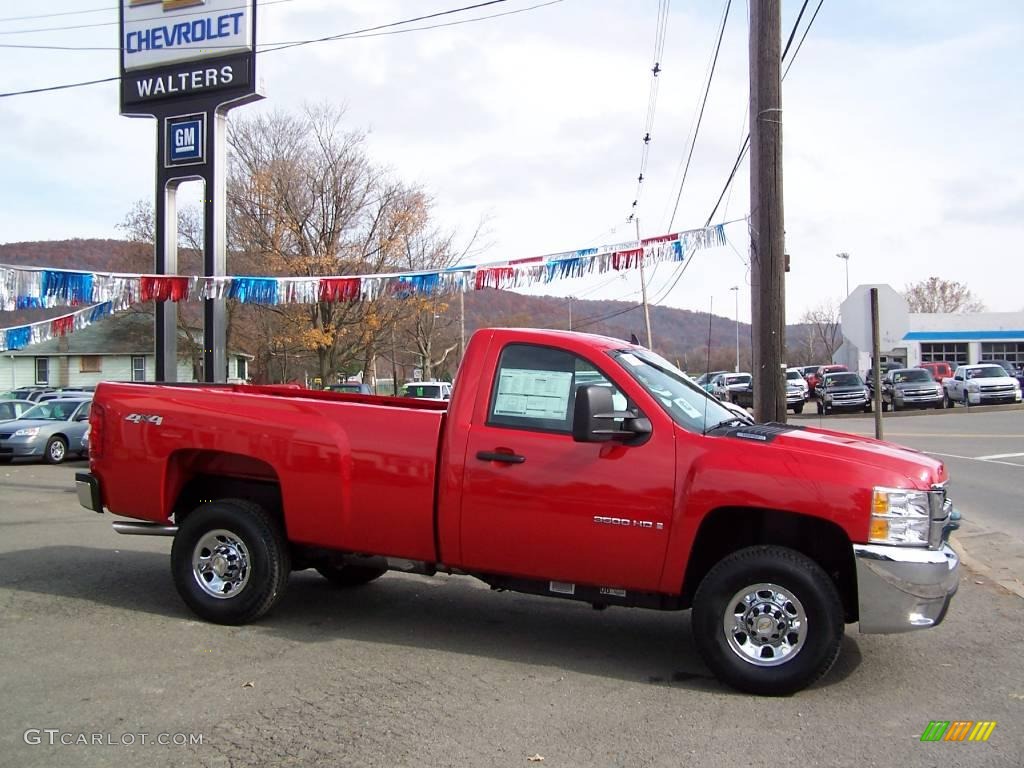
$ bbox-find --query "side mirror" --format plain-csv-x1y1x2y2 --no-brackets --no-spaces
572,385,651,444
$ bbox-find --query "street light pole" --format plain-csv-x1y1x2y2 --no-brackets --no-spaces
730,286,740,372
836,252,850,297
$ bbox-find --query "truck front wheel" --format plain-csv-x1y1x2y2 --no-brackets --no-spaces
171,499,291,625
692,545,843,695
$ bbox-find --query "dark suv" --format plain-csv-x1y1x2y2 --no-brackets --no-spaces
816,371,871,414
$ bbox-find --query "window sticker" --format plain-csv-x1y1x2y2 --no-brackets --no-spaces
493,368,573,420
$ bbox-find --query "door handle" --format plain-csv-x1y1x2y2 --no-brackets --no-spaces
476,450,526,464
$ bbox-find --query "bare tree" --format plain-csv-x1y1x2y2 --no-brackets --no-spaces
227,104,432,383
799,301,842,361
904,277,985,313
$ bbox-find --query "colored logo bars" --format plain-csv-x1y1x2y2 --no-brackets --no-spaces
920,721,997,742
129,0,206,9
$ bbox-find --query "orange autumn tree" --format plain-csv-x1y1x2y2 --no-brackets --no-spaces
226,104,437,383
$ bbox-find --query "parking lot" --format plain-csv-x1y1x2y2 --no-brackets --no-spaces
1,413,1022,768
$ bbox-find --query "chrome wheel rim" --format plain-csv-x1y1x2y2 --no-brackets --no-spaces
49,440,65,462
724,582,806,667
192,529,251,599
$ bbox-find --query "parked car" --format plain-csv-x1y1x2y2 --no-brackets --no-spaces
713,373,753,402
0,399,34,422
985,359,1024,388
880,368,944,411
807,364,849,397
401,381,452,401
326,382,373,395
816,372,871,414
723,378,804,414
81,423,90,458
944,364,1022,408
864,362,903,393
0,397,92,464
786,368,809,401
918,361,954,384
694,370,729,390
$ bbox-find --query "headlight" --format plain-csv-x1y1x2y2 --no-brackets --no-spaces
13,427,40,438
967,382,980,391
870,487,930,546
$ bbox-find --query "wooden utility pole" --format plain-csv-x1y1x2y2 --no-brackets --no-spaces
749,0,787,423
636,219,654,349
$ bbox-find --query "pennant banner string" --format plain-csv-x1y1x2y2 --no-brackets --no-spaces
0,222,734,345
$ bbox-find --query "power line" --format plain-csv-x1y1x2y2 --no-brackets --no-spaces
665,0,731,232
0,1,561,53
626,0,671,224
0,0,294,35
0,0,562,99
703,0,824,227
0,5,116,23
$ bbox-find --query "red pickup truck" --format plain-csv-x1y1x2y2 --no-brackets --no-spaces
76,328,960,695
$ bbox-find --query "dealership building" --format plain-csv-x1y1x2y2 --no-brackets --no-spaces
835,284,1024,374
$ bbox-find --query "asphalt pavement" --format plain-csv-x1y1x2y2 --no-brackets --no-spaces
1,446,1022,768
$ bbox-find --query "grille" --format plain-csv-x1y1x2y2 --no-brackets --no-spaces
981,384,1014,392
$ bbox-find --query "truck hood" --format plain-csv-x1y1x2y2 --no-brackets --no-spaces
770,424,944,487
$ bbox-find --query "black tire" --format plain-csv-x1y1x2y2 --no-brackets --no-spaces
43,436,68,465
816,401,823,415
316,563,387,587
692,545,844,696
962,391,969,408
881,399,889,412
171,499,290,625
0,457,12,464
863,402,872,414
944,392,955,409
791,403,803,415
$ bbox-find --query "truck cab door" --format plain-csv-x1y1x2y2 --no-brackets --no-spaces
458,342,675,592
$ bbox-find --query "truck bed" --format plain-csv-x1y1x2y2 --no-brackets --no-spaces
92,382,447,561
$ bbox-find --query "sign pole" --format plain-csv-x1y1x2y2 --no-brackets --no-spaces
119,0,262,383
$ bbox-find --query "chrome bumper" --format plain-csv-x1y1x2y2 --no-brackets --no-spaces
75,472,103,513
853,543,959,633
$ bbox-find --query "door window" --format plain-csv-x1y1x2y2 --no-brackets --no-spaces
487,344,626,434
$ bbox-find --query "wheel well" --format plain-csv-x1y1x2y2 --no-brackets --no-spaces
680,507,858,622
171,472,283,533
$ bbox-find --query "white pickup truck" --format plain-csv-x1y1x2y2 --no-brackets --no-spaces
943,364,1022,407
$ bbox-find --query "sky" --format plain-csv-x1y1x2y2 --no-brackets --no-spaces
0,0,1022,324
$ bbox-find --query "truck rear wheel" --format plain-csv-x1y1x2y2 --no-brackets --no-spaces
692,545,843,696
171,499,290,625
315,563,387,587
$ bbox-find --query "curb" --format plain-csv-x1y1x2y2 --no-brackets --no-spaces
949,520,1024,600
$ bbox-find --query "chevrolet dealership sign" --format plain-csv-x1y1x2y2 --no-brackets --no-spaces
119,0,257,114
122,0,253,71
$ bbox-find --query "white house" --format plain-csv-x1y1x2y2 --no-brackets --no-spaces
2,311,252,390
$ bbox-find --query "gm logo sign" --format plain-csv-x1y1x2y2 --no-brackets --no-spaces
165,114,205,167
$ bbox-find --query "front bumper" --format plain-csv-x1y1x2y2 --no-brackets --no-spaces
853,543,959,633
0,439,45,458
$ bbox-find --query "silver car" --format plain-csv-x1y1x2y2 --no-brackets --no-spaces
0,397,92,465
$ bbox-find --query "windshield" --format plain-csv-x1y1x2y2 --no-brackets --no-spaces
893,370,932,383
966,367,1009,379
20,401,84,421
826,373,862,387
723,375,751,386
610,349,737,433
786,370,803,381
